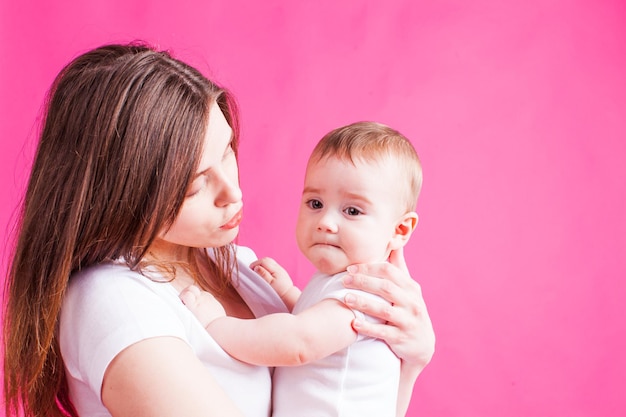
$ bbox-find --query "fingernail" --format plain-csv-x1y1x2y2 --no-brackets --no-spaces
347,265,357,273
343,275,354,285
345,293,356,305
352,318,362,329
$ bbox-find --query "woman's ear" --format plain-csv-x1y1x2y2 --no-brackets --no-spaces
389,212,418,250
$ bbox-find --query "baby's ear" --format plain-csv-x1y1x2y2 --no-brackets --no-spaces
389,212,418,250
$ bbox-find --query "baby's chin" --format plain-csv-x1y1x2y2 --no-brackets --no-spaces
313,255,390,276
310,259,349,276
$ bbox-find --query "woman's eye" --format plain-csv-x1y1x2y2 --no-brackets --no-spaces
186,177,207,198
223,144,234,160
306,199,323,210
186,187,201,198
344,207,362,216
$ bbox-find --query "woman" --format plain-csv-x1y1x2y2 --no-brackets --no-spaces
3,43,434,416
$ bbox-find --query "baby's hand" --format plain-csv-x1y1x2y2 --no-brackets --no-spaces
250,257,293,296
250,257,301,311
180,285,226,329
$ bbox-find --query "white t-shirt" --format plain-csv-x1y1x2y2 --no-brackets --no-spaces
59,246,286,417
272,271,401,417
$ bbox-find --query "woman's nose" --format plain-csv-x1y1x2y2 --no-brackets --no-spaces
215,172,242,207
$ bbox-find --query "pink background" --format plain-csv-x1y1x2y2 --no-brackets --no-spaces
1,1,625,416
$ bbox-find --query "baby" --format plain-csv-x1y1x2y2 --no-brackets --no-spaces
182,121,423,416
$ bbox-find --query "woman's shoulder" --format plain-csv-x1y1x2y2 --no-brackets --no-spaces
63,261,180,322
70,261,140,281
67,261,150,298
60,261,190,408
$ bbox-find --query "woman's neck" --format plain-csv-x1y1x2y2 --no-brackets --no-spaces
143,240,199,291
147,238,191,264
144,240,253,318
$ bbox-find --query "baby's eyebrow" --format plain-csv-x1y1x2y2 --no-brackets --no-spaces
302,186,321,195
343,193,372,206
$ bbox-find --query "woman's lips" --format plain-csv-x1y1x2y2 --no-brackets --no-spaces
221,207,243,230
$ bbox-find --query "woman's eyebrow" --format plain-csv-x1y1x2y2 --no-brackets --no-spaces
193,167,211,179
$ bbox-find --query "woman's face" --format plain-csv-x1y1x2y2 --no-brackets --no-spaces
156,101,243,253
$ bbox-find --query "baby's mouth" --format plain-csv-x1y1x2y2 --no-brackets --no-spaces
314,242,340,248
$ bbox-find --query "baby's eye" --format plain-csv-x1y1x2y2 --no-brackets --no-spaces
344,207,362,216
306,199,323,210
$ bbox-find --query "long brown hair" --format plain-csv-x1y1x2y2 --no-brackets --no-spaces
3,43,240,416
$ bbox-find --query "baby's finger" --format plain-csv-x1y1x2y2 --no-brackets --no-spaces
252,265,275,284
250,256,277,270
251,257,288,281
179,285,201,305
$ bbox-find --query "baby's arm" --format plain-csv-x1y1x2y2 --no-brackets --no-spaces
208,298,357,366
180,285,357,367
250,257,301,311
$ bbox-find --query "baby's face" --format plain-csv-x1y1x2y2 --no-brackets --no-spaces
295,155,406,275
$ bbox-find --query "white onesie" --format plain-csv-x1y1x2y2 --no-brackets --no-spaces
271,271,401,417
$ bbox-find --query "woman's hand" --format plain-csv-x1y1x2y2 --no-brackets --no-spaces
342,247,435,368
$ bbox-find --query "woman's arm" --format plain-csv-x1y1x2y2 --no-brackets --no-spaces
341,247,435,417
102,337,245,417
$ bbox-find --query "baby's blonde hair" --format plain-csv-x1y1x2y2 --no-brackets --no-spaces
309,121,423,211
